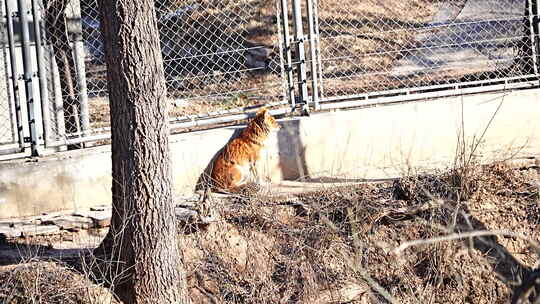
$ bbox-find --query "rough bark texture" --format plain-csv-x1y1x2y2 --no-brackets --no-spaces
44,0,81,146
95,0,189,303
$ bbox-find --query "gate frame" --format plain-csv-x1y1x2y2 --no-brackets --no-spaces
301,0,540,111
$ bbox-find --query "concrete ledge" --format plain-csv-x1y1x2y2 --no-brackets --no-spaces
1,88,539,218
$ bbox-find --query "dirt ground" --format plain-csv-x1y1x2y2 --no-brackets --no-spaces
0,163,538,303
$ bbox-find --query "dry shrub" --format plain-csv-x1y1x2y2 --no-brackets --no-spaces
0,164,536,303
182,163,539,303
0,260,119,304
393,173,457,203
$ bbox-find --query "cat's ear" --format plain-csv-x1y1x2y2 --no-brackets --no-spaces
256,107,268,116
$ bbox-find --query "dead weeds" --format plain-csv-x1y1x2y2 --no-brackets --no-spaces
0,260,119,304
181,163,539,303
0,163,538,303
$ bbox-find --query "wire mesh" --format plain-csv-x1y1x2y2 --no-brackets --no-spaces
157,0,287,110
74,0,288,137
313,0,538,102
30,0,90,146
0,60,14,147
0,3,15,147
4,0,540,150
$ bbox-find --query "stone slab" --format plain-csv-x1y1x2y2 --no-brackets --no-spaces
43,215,93,230
73,210,112,227
19,224,61,237
85,212,111,228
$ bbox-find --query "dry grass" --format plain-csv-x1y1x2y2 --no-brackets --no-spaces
1,163,538,303
176,163,539,303
0,260,119,304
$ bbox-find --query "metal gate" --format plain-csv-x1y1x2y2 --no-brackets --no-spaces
301,0,540,110
0,0,42,158
0,0,539,158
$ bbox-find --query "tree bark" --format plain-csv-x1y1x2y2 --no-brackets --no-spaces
44,0,81,147
94,0,189,303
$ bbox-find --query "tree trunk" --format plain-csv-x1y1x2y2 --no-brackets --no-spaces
94,0,189,303
44,0,81,148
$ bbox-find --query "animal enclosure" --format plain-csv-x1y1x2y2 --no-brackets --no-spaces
0,0,538,157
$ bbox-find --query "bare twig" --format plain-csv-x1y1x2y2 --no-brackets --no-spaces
320,215,399,304
392,230,540,255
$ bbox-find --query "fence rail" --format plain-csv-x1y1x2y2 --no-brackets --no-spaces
0,0,539,158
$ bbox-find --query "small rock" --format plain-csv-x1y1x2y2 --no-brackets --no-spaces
19,224,60,237
0,220,19,227
90,205,111,212
175,207,198,222
73,210,111,228
29,219,42,225
62,234,75,242
175,198,197,208
38,211,70,221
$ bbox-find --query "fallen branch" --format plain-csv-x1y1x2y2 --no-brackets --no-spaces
392,230,540,255
320,215,399,304
511,269,540,304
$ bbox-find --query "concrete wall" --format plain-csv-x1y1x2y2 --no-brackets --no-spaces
1,88,539,218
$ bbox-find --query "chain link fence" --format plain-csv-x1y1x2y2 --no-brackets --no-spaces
312,0,539,105
0,0,539,155
10,0,289,146
0,0,21,152
73,0,288,138
0,24,14,147
1,0,291,151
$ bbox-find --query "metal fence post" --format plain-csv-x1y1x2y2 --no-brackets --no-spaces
530,0,540,76
312,0,324,101
305,0,319,110
291,0,309,113
5,0,24,150
17,0,39,156
31,0,50,148
279,0,295,108
73,35,90,141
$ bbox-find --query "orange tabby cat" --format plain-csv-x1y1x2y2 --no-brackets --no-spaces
210,108,280,192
